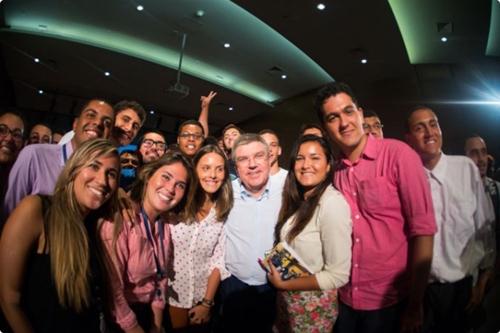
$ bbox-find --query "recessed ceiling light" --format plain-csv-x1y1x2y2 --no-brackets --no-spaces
361,58,368,64
229,106,234,111
136,5,144,11
441,36,448,42
34,58,40,63
317,3,326,10
196,9,205,17
38,89,44,95
104,71,110,76
281,74,287,79
149,110,155,115
224,43,230,48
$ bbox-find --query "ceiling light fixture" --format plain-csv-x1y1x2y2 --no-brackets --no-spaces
228,107,234,111
38,89,44,95
441,36,448,42
196,9,205,17
104,71,110,76
281,74,287,79
34,57,40,63
136,5,144,11
361,58,368,64
317,3,326,10
149,110,155,115
224,43,230,48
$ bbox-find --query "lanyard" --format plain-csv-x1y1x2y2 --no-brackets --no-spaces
140,208,166,281
62,143,69,164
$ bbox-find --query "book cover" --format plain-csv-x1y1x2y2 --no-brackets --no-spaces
262,242,313,280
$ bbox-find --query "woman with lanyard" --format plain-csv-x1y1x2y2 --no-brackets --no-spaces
101,150,192,333
168,144,233,332
0,139,120,333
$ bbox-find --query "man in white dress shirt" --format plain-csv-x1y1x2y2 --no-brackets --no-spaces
259,129,287,188
406,106,495,333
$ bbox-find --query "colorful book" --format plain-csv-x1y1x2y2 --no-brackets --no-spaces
262,242,313,280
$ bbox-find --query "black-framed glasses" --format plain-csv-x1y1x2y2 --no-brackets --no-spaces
142,139,166,150
178,132,203,140
0,124,23,141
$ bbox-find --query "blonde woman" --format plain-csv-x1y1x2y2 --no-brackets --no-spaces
168,145,233,331
0,139,120,333
101,151,192,333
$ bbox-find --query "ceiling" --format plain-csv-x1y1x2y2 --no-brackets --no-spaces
0,0,499,147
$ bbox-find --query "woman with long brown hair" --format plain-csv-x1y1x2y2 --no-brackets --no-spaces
168,144,233,332
267,135,352,333
101,150,192,333
0,139,121,333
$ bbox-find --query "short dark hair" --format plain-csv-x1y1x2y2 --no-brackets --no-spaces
76,98,112,117
363,109,380,119
178,119,204,135
222,123,243,136
405,105,433,133
0,108,26,131
314,82,359,124
114,100,147,125
299,123,325,137
258,129,280,144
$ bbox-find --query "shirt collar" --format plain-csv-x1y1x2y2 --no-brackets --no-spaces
426,152,446,184
339,134,378,167
239,178,271,201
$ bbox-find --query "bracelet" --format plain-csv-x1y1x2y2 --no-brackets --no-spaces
200,298,214,308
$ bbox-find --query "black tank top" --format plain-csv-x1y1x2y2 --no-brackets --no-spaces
19,195,104,333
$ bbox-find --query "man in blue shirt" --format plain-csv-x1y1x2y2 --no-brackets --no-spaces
220,133,283,333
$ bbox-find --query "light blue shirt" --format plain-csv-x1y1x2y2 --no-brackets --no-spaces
225,178,283,285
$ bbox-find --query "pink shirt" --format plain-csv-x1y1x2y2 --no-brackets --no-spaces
334,136,436,310
100,213,171,331
168,208,230,308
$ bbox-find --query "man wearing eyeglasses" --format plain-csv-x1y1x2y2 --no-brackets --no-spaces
138,131,167,164
221,133,282,333
0,110,25,222
362,109,384,139
177,120,205,158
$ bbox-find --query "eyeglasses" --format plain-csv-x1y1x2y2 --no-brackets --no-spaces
363,123,383,131
0,124,23,141
120,158,140,168
142,139,166,150
178,132,203,140
235,151,268,166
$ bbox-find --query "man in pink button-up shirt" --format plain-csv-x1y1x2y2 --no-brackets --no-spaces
314,82,436,333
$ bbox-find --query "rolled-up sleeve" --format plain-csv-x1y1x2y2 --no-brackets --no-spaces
315,191,352,290
209,225,231,281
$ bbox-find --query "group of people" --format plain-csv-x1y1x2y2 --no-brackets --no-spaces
0,81,498,333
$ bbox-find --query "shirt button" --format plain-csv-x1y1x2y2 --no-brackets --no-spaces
353,192,357,196
349,168,354,173
355,238,360,243
354,287,358,291
355,214,360,219
354,264,359,268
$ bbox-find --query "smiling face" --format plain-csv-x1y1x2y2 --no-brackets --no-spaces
0,112,24,164
143,162,188,218
196,152,225,194
113,108,142,146
234,141,270,196
73,153,119,215
405,108,442,169
72,100,114,148
139,132,166,164
177,124,204,158
294,141,330,198
28,124,52,144
321,93,366,160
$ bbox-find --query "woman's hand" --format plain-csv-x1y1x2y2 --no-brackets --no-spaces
188,304,210,325
266,260,287,290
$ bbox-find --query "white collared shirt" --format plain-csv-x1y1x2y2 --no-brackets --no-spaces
426,153,495,283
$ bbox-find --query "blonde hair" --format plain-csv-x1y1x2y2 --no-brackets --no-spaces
47,139,119,312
